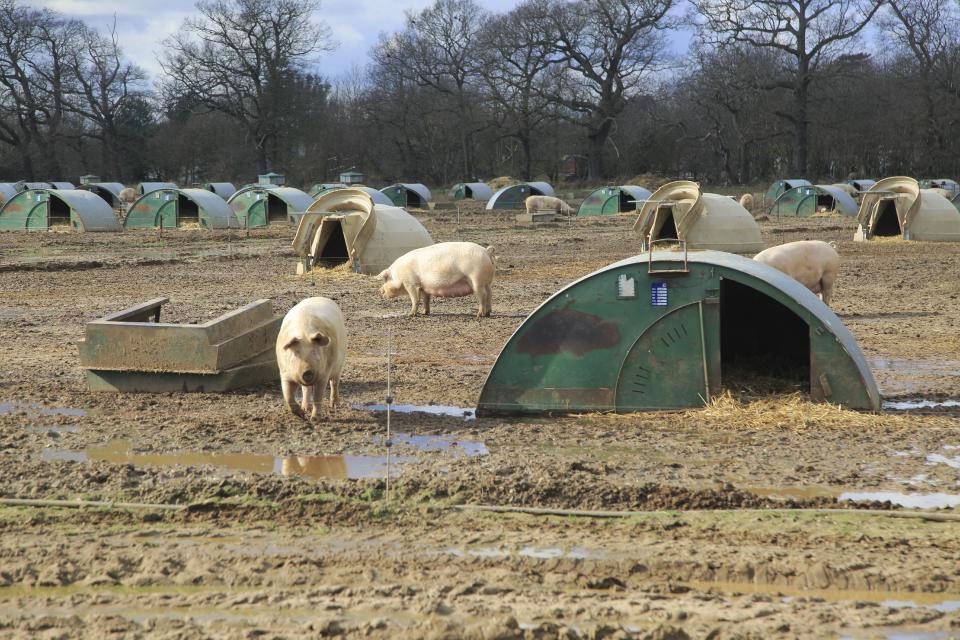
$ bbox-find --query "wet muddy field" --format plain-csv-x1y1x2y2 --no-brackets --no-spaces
2,204,960,638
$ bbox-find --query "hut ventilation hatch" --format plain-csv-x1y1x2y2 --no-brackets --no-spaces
476,250,880,416
340,170,365,185
292,188,433,275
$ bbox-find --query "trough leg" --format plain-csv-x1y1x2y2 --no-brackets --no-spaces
282,379,304,417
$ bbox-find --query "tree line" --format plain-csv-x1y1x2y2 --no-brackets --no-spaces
2,0,960,187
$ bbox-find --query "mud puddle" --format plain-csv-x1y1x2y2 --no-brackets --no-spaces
379,432,488,456
0,401,86,417
354,403,476,420
839,491,960,509
40,440,417,480
690,580,960,611
445,545,601,560
883,398,960,411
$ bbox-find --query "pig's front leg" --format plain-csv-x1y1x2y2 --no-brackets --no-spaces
408,285,422,316
300,384,313,415
282,379,305,417
310,378,328,420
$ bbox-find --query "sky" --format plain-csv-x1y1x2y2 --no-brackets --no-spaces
31,0,526,82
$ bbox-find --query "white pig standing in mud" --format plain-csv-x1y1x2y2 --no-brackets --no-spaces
378,242,496,317
525,195,574,216
276,297,346,419
753,240,840,305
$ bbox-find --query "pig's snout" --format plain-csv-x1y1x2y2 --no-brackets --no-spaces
301,369,317,385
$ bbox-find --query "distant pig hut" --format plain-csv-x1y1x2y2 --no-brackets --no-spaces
485,182,555,210
770,184,858,217
577,185,652,216
292,188,433,275
78,182,125,209
450,182,493,201
380,183,432,208
203,183,237,200
124,188,239,229
633,180,764,253
766,179,811,200
227,185,314,227
308,183,346,197
0,188,121,231
920,178,960,199
855,176,960,241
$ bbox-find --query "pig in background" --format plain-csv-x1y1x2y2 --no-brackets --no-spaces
754,240,840,305
276,297,346,419
378,242,496,317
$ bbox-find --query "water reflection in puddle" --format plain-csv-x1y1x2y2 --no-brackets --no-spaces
0,401,86,417
26,424,80,434
40,429,488,480
839,491,960,509
926,453,960,469
445,546,602,560
39,441,416,480
355,403,475,420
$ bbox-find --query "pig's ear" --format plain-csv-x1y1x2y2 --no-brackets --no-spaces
377,269,389,281
311,332,330,347
283,337,299,350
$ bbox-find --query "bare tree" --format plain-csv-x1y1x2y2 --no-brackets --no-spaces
372,0,489,178
694,0,884,176
541,0,675,180
160,0,334,171
879,0,959,172
478,0,560,180
67,22,148,179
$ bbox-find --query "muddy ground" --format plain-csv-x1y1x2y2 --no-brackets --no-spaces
1,202,960,638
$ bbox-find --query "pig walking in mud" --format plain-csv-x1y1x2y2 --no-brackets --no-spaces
754,240,840,305
276,297,346,419
378,242,496,317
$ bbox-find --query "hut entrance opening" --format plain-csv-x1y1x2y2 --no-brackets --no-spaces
407,193,424,208
317,221,350,267
652,205,679,241
620,191,638,212
177,195,199,225
464,186,474,198
816,194,834,212
48,196,71,227
268,195,287,222
873,199,902,237
720,279,810,394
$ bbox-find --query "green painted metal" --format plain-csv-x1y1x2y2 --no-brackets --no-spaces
449,182,493,201
124,189,179,228
770,185,857,217
0,189,119,231
477,250,879,415
228,186,314,227
577,186,652,217
766,179,811,200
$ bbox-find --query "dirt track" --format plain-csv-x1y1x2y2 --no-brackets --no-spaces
1,204,960,638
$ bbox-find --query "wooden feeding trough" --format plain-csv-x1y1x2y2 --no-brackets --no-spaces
78,298,281,393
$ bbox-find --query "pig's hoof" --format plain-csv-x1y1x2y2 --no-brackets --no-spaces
288,404,305,418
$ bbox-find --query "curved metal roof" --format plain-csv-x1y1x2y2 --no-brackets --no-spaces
88,182,124,196
452,182,493,200
37,189,121,231
204,182,237,199
179,188,240,228
381,183,432,203
485,182,556,209
774,184,858,216
51,182,75,190
0,183,17,201
356,186,394,206
138,182,177,194
619,185,653,202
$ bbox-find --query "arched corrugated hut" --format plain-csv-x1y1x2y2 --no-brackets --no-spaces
634,181,764,253
771,185,858,217
204,183,237,199
0,189,120,231
380,183,432,208
137,182,177,195
292,188,433,275
78,182,125,208
477,250,879,415
577,185,652,216
450,182,493,201
485,182,555,210
227,186,315,227
766,179,811,200
124,188,239,229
